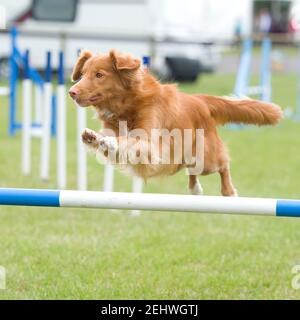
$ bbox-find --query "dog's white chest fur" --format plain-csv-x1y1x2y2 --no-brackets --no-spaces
97,108,116,121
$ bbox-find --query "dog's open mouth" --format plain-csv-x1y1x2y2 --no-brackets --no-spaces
75,94,102,106
88,95,102,103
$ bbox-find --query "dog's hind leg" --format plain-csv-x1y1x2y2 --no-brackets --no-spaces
188,174,203,195
219,166,238,196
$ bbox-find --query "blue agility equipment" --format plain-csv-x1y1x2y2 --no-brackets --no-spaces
234,38,272,101
142,56,151,68
230,38,272,130
233,39,252,99
0,188,300,218
8,26,57,136
58,51,65,86
45,51,52,83
260,38,272,102
23,50,30,80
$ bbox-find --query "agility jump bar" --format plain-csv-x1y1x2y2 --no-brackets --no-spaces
0,188,300,217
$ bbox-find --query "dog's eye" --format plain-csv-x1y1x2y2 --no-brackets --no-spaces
96,72,104,78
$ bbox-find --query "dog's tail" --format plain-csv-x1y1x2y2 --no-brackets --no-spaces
201,95,283,126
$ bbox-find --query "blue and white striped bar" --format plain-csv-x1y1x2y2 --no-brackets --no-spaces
0,188,300,217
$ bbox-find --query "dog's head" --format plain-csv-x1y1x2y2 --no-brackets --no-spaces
69,50,141,107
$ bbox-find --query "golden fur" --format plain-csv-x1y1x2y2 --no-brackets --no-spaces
69,50,283,196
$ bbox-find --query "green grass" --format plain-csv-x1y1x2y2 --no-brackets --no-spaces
1,74,300,299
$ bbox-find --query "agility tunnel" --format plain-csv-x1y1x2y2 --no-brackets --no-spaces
0,188,299,218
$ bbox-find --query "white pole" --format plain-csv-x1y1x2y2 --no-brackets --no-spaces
34,85,43,124
131,177,143,216
77,105,87,190
59,191,278,216
129,56,149,215
103,164,114,192
21,78,32,176
57,85,66,189
3,188,300,218
0,87,9,96
40,52,52,181
56,50,66,189
40,82,52,180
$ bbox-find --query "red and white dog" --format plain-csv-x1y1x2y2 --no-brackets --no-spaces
69,50,283,196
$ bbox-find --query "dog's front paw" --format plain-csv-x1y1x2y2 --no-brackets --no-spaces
81,128,100,149
99,136,118,153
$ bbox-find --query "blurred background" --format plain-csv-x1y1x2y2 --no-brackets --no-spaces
1,0,300,80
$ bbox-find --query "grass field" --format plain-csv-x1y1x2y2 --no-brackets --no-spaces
0,73,300,299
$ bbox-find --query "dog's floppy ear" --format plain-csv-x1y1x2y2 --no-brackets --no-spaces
109,50,140,72
71,50,93,82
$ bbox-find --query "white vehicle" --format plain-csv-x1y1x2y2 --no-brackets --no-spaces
0,0,222,81
1,0,299,81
